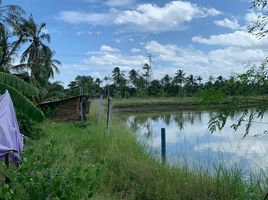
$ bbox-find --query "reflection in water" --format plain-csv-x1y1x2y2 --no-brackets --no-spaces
123,110,268,176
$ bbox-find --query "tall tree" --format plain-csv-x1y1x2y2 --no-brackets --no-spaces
196,76,202,85
174,69,185,87
0,0,24,27
174,69,185,96
112,67,125,86
112,67,126,97
0,1,24,71
18,15,52,84
129,69,139,88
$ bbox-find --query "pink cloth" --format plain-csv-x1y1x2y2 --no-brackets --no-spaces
0,91,23,159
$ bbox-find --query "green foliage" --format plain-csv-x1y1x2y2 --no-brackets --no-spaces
198,88,227,106
16,111,43,139
1,102,265,199
0,82,44,122
4,123,103,199
0,72,39,96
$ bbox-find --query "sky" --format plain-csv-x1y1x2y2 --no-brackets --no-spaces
5,0,268,86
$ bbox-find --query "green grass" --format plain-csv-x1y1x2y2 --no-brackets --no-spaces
0,101,267,199
113,95,268,112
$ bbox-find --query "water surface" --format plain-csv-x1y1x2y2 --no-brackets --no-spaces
122,110,268,175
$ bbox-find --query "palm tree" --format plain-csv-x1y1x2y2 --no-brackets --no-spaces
186,74,196,85
0,0,24,27
208,76,214,84
112,67,125,86
112,67,126,97
103,75,111,97
174,69,185,96
0,22,25,71
217,75,223,82
18,15,51,84
174,69,185,86
161,74,171,87
196,76,202,85
0,24,12,71
129,69,139,88
35,47,61,87
45,81,64,101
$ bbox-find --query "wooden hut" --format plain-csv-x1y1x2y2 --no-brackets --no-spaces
39,95,90,121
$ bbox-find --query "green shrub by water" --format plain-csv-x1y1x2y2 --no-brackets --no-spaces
0,101,266,199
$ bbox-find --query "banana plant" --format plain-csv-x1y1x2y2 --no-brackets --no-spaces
0,72,45,122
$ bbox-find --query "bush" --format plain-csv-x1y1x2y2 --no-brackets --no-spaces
16,112,43,139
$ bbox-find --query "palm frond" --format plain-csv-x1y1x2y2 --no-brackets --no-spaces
0,82,45,122
0,72,39,96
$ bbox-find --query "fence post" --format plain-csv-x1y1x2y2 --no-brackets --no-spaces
106,97,112,133
161,128,166,163
98,95,103,126
5,154,10,183
80,102,84,121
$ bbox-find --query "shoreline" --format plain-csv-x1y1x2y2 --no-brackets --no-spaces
8,100,266,199
113,96,268,112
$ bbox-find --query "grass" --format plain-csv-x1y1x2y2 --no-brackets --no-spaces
0,100,267,199
113,95,268,112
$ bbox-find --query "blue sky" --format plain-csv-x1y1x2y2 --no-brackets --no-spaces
5,0,268,86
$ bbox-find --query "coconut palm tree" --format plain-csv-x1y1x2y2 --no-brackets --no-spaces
112,67,125,86
129,69,139,88
174,69,185,86
35,47,61,87
0,0,24,27
18,15,51,84
196,76,202,85
0,23,25,71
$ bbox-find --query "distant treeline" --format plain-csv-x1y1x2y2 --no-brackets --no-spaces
59,64,268,100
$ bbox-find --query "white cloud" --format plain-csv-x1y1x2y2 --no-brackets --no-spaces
144,40,268,79
56,11,115,25
115,1,221,32
85,45,147,74
57,1,220,32
214,18,240,30
208,47,267,63
244,11,261,24
100,45,120,52
131,48,141,53
192,30,268,48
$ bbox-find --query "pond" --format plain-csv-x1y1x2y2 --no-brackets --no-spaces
122,109,268,176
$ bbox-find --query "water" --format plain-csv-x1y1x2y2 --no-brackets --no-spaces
122,110,268,175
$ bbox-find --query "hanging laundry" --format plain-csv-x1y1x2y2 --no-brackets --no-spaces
0,91,23,161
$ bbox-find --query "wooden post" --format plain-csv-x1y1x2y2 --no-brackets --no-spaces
161,128,166,163
5,154,10,183
106,97,112,133
98,95,103,126
80,102,84,121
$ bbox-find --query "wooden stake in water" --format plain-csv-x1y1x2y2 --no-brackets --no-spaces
98,95,103,126
106,97,112,133
161,128,166,163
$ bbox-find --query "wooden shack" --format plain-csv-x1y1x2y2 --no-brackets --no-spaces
39,95,90,121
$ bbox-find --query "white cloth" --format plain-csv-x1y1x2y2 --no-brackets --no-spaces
0,91,23,159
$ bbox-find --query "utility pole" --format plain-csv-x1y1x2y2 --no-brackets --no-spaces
147,54,153,81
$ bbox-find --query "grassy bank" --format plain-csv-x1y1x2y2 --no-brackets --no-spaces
0,101,266,199
113,96,268,112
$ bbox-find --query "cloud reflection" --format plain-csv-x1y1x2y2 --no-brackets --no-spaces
125,110,268,174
